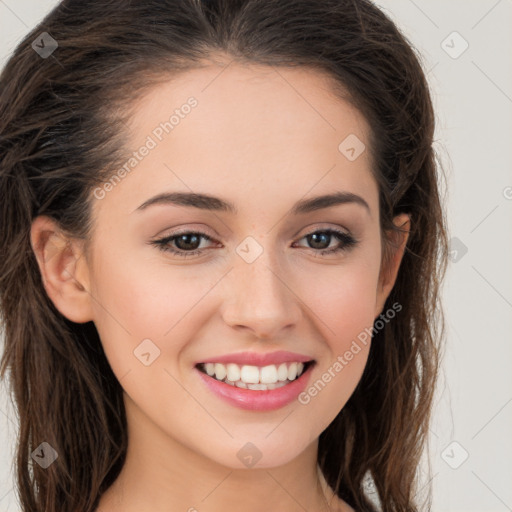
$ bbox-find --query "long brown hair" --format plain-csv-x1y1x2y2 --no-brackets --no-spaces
0,1,449,511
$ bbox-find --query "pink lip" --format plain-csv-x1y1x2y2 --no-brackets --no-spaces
197,350,314,366
195,362,314,411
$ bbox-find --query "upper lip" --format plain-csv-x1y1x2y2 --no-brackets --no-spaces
197,350,314,367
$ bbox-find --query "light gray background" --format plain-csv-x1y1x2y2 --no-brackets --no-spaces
1,1,511,511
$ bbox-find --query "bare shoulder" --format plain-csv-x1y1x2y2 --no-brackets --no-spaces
343,502,356,512
317,468,356,512
330,495,357,512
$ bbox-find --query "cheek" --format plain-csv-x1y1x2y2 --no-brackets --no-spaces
86,246,185,371
302,255,380,342
87,245,233,391
292,258,379,423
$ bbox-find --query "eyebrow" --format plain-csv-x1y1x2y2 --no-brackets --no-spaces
133,190,370,215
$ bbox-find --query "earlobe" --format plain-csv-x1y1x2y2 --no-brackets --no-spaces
30,215,94,323
374,213,410,319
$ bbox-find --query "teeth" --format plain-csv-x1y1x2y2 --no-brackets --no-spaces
246,381,289,391
288,362,298,380
247,383,268,390
260,365,278,384
226,363,241,382
214,363,227,381
205,363,215,376
277,363,289,381
200,361,309,386
240,365,260,384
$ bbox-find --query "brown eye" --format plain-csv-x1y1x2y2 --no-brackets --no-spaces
150,231,216,258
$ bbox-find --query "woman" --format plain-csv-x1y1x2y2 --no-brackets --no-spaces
0,1,448,511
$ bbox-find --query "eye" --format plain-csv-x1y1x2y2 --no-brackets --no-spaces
292,229,358,255
149,228,358,258
150,231,216,258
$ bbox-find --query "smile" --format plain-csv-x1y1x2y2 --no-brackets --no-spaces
197,361,313,390
195,359,316,411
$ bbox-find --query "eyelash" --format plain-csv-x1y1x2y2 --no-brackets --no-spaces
150,228,358,258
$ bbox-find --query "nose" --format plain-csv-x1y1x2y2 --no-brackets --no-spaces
221,253,302,340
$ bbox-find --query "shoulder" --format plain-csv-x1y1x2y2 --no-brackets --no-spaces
340,500,356,512
325,495,357,512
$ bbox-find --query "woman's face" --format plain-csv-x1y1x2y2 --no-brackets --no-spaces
59,61,407,469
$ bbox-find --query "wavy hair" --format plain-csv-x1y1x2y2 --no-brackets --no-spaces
0,1,448,511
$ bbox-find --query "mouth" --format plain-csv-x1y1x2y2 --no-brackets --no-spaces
195,360,315,391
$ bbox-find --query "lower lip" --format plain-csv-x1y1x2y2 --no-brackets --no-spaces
196,364,314,411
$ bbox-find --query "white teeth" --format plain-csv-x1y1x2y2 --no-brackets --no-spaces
214,363,226,381
247,383,268,390
246,381,289,391
200,361,310,387
260,365,278,384
288,362,298,380
277,363,289,381
240,365,260,384
226,363,241,382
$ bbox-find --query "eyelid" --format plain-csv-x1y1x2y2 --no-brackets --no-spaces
150,223,358,260
152,223,217,239
154,222,353,244
294,222,352,237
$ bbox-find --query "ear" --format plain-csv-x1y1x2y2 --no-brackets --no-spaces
30,215,94,323
374,213,410,319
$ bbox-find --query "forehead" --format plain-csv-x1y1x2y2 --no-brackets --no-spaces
94,61,378,219
130,61,369,148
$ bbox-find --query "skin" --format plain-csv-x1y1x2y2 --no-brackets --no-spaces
31,56,409,512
